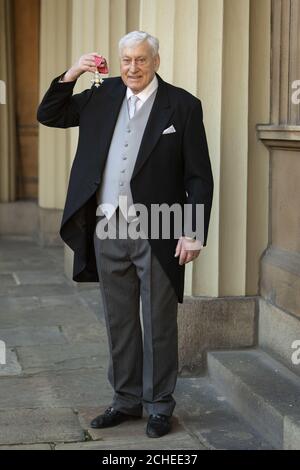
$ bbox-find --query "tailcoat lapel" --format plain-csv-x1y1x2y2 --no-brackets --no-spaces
131,73,174,180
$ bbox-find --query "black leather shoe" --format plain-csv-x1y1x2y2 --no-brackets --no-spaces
146,414,171,438
90,406,142,429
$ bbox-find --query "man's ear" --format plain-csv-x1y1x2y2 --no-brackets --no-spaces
154,54,160,72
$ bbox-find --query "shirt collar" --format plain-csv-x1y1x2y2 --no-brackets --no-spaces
126,74,158,103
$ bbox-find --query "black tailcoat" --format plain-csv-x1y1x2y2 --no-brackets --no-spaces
37,72,214,303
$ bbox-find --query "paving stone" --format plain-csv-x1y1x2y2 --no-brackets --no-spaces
61,323,108,344
0,261,27,272
0,443,52,450
39,294,86,308
77,288,102,303
40,245,64,258
78,288,102,304
0,294,86,314
0,369,112,408
0,283,75,298
24,253,64,265
55,434,202,450
0,408,84,445
0,296,41,314
0,326,66,347
78,290,105,322
74,283,100,292
0,348,22,376
0,245,42,262
0,273,17,287
0,258,63,272
0,304,99,328
13,271,68,285
0,256,59,270
0,239,61,257
284,414,300,450
17,342,107,374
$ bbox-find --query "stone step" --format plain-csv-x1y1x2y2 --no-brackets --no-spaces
258,298,300,379
207,348,300,449
174,376,273,449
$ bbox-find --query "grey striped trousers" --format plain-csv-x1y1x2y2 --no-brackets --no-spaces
93,207,179,417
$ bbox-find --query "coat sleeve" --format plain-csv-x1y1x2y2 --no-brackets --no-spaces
182,99,214,246
36,71,93,128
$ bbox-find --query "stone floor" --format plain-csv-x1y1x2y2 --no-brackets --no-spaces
0,236,273,450
0,236,205,450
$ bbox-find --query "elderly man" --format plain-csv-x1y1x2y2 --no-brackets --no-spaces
37,31,213,438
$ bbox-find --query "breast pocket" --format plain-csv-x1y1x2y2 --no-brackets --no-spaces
159,130,181,149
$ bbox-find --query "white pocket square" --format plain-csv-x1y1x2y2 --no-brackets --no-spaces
162,125,176,134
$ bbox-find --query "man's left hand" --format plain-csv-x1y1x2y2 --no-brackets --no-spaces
174,236,203,265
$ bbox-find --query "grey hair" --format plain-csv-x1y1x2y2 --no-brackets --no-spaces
118,31,159,57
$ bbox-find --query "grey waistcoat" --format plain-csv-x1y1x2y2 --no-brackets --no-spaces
96,89,157,221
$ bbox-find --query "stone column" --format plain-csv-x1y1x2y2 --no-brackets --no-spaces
192,0,224,297
0,0,17,202
257,0,300,320
140,0,269,299
38,0,71,210
246,0,271,295
140,0,200,295
64,0,127,278
38,0,71,244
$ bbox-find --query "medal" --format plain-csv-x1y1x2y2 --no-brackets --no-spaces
91,55,109,87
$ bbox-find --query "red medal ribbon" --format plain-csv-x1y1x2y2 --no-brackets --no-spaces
94,56,109,74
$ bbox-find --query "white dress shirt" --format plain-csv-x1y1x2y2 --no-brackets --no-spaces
126,74,158,114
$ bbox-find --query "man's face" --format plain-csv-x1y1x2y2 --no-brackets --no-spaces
120,41,160,93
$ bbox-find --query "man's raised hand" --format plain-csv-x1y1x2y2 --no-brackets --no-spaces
61,52,103,82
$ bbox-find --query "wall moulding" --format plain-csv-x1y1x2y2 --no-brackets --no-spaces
257,124,300,150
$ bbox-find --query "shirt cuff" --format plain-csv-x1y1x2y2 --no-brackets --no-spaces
180,236,204,250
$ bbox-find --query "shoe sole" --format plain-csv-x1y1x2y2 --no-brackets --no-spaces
90,415,142,429
146,430,171,438
146,426,171,438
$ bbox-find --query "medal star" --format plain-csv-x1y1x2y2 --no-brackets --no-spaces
91,55,109,87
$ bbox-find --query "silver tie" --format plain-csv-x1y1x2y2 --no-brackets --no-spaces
128,94,139,119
